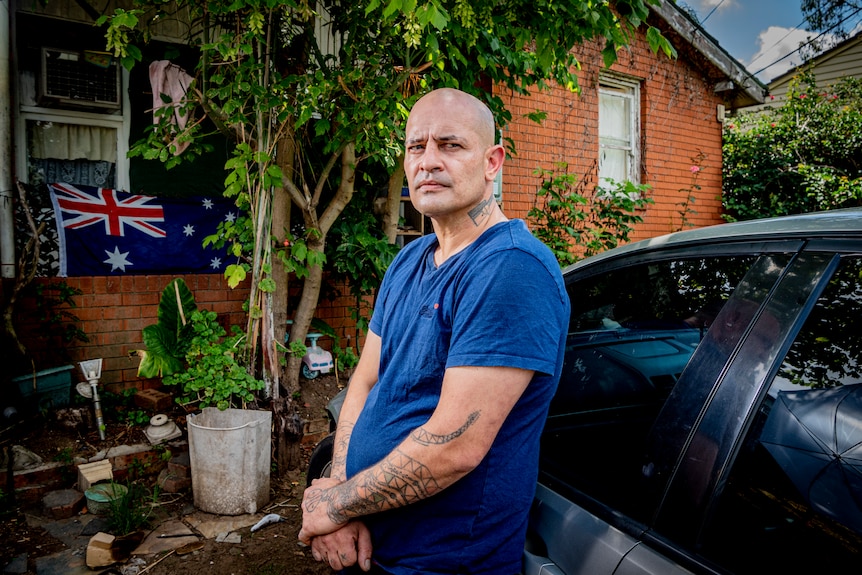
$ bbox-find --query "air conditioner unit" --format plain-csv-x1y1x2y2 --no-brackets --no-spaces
40,48,121,110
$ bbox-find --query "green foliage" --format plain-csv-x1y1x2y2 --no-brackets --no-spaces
336,345,360,371
101,388,149,426
106,481,155,535
528,164,653,267
329,213,400,335
288,340,308,359
52,447,74,465
134,279,197,378
674,150,706,231
162,310,265,410
31,282,89,346
722,73,862,221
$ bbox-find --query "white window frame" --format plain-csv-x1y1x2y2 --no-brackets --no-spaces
16,69,130,191
598,74,641,187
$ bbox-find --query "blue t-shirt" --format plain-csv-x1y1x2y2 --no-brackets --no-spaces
346,220,570,575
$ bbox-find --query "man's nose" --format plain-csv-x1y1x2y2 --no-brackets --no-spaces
419,142,443,172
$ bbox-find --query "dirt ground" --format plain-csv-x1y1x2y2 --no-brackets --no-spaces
0,373,343,575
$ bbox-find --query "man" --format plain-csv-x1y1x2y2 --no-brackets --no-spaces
299,88,569,574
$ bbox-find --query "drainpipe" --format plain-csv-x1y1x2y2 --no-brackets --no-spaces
0,0,15,279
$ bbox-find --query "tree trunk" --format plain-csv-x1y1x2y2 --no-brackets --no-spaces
271,131,296,473
284,143,358,392
273,397,304,473
272,135,295,396
383,154,405,243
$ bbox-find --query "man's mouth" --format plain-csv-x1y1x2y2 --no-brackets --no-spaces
416,179,448,191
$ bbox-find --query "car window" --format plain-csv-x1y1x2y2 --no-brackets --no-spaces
700,255,862,573
541,255,756,523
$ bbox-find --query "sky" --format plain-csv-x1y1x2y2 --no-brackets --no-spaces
682,0,862,83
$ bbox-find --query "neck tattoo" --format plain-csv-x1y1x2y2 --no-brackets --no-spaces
468,196,494,226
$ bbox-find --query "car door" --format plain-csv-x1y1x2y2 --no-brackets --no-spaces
651,243,862,574
526,243,806,575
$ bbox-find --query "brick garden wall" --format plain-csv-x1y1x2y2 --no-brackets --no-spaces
12,273,365,395
14,274,249,394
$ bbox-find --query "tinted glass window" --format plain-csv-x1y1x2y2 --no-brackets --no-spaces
701,255,862,572
541,255,755,522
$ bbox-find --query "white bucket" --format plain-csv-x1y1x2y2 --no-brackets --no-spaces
187,408,272,515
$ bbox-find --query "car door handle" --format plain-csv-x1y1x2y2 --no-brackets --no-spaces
522,549,566,575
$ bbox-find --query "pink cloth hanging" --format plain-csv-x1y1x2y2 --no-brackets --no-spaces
148,60,194,155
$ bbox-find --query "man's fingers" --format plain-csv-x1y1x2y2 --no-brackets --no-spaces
298,528,311,546
356,522,374,571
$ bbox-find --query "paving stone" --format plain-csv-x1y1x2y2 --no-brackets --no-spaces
41,489,84,520
133,519,199,556
183,511,260,539
41,515,99,550
215,531,242,543
34,549,91,575
2,553,27,574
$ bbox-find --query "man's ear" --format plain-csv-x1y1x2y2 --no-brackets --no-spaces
485,145,505,182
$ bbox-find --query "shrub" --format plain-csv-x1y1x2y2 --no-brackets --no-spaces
723,73,862,221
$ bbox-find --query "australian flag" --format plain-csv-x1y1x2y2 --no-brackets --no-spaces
49,183,237,276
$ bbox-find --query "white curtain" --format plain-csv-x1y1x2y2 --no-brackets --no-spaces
30,122,117,163
599,91,632,183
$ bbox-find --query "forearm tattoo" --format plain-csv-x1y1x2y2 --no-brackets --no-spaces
331,422,354,479
307,448,441,525
468,196,495,225
411,411,480,445
308,413,482,523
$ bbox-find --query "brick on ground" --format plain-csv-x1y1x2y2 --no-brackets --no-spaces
133,389,173,412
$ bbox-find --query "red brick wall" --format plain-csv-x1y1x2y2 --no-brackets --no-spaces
15,274,250,394
497,23,727,239
14,273,367,395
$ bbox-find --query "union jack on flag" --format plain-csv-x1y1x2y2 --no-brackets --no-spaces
49,183,237,277
51,183,167,238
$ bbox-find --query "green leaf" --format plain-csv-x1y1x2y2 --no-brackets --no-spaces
225,264,247,288
157,279,197,339
259,278,277,293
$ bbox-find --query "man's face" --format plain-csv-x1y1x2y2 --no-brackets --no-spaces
403,93,494,221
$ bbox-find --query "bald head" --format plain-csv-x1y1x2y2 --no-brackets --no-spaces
409,89,496,147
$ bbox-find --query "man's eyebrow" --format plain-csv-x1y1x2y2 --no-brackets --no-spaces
406,134,463,145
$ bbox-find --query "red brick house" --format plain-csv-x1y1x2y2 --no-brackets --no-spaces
0,1,765,394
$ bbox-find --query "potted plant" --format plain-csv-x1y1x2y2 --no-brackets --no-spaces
132,278,269,515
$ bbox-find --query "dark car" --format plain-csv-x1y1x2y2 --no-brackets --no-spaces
309,208,862,574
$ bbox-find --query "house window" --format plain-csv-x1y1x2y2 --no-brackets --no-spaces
599,75,640,186
24,117,122,189
18,112,128,190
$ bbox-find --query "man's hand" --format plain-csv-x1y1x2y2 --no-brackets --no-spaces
309,521,373,572
299,477,346,544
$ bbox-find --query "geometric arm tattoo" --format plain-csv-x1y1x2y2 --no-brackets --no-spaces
305,412,481,525
410,411,480,445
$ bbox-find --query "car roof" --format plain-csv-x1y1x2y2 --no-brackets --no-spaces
563,208,862,274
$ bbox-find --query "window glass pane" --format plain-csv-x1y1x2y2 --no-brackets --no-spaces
541,255,755,523
599,92,630,140
600,147,628,182
701,256,862,573
27,119,117,188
